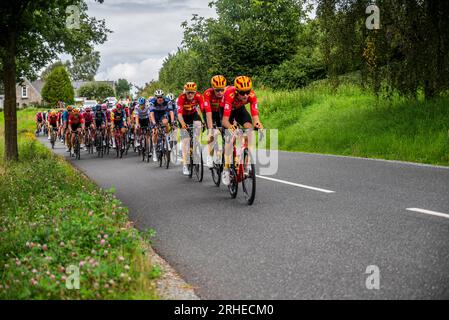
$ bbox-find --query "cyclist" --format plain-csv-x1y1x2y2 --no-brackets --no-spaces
43,109,50,139
149,89,174,162
47,110,59,142
57,109,64,141
221,76,263,185
134,97,151,149
93,104,107,146
110,103,127,149
102,103,112,148
203,75,227,166
68,108,85,156
35,111,44,135
62,106,73,151
166,92,178,154
177,82,213,175
83,106,94,150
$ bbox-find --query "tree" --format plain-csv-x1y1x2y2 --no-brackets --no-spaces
115,78,131,99
41,66,74,106
40,60,70,80
78,82,114,100
68,51,100,81
0,0,110,161
316,0,449,99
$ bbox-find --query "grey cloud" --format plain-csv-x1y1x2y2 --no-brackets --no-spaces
83,0,216,85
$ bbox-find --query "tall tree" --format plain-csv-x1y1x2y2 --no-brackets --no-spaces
68,50,101,81
115,78,131,99
41,66,74,106
78,82,114,100
40,60,71,80
0,0,110,161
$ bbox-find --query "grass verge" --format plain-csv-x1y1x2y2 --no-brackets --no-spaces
258,84,449,166
0,109,160,299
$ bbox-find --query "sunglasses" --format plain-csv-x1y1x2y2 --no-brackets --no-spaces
186,91,195,95
214,89,225,93
237,90,251,96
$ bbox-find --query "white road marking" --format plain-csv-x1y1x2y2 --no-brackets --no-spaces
406,208,449,219
256,175,335,194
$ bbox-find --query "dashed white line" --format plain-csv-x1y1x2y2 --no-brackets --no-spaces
256,175,335,194
406,208,449,219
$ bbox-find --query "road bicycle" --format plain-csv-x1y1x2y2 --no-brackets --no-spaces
71,130,81,160
95,127,105,158
226,127,263,205
138,126,152,163
85,126,95,154
49,125,58,149
210,126,225,187
113,126,126,158
185,124,204,182
155,123,171,169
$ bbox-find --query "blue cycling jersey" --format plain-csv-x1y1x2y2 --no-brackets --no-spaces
62,110,69,122
149,97,174,113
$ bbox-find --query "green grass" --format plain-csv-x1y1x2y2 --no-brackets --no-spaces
0,108,160,299
258,84,449,166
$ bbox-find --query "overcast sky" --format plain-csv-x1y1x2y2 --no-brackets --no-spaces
85,0,217,88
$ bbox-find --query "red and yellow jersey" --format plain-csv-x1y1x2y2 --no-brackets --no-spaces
203,88,225,112
177,92,210,116
68,113,84,125
223,86,259,118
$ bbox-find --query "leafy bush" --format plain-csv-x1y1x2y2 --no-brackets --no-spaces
41,66,74,106
78,82,115,101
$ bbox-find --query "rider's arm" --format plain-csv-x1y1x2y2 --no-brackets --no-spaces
248,93,262,129
177,97,187,128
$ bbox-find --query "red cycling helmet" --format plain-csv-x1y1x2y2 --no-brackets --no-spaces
101,103,108,110
116,103,123,109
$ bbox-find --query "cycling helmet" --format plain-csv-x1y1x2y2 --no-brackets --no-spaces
51,110,57,116
116,103,123,109
138,97,146,105
154,89,164,97
73,108,80,114
234,76,252,91
184,82,197,92
101,103,108,110
167,93,175,101
67,105,74,111
95,104,102,112
211,75,227,89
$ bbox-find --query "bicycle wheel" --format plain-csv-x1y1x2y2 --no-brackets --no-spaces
193,143,203,182
165,138,170,169
211,163,221,187
75,135,81,160
228,158,238,198
170,140,178,165
50,131,56,149
188,143,193,179
158,139,163,167
242,149,256,205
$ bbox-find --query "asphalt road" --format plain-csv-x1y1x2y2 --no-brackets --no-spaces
40,137,449,299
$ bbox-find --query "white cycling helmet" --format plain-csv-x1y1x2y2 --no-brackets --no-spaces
167,93,175,101
154,89,164,98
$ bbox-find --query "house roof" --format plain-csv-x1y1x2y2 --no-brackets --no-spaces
29,80,45,95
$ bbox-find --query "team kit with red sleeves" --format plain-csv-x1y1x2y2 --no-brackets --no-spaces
36,75,263,205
